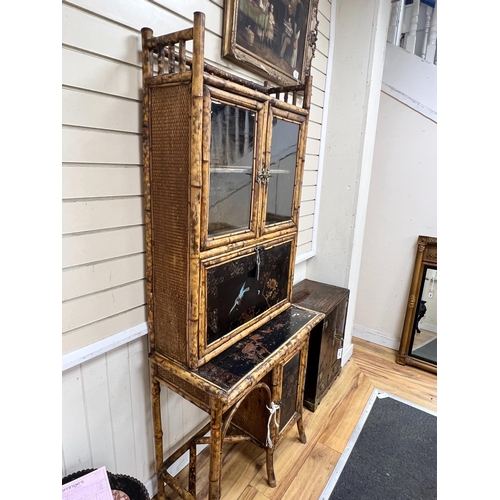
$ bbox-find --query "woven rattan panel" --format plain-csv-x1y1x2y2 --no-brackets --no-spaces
150,84,191,365
156,365,210,411
230,372,272,445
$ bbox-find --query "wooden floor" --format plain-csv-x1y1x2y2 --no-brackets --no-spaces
159,337,437,500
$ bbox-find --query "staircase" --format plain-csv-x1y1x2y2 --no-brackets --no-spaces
383,0,437,122
388,0,437,64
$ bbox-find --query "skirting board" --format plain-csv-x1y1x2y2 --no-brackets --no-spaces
341,341,354,367
352,324,400,350
420,322,437,334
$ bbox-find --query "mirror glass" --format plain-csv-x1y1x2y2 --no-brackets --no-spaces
409,266,437,365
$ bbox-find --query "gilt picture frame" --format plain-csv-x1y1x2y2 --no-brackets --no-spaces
396,235,437,375
222,0,319,85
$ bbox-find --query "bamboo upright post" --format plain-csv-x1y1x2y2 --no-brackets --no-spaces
208,397,224,500
141,27,155,353
292,74,313,227
187,11,205,370
151,378,165,500
189,441,197,497
296,342,309,444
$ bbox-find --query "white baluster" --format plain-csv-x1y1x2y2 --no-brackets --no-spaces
405,0,420,54
425,2,437,64
421,5,433,58
388,0,403,45
397,0,405,46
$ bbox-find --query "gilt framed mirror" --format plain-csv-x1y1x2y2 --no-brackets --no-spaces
397,235,437,374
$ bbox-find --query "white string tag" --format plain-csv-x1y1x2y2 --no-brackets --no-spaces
266,401,280,448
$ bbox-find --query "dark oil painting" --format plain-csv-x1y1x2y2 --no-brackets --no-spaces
223,0,318,85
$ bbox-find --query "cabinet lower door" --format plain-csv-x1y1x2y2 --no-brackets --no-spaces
229,345,308,447
279,351,301,431
304,297,348,410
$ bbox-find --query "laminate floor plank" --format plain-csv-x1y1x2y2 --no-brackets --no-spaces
279,441,340,500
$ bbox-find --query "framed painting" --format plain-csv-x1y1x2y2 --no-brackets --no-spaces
222,0,319,85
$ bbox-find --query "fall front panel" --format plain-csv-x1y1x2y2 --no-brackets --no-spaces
205,240,292,346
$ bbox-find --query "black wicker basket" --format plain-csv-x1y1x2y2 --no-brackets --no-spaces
62,468,150,500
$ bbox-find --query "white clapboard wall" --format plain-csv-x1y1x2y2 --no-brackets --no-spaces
62,0,333,494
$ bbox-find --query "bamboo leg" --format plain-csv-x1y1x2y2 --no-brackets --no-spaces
266,447,276,488
189,441,197,497
266,367,280,487
296,343,309,444
151,373,166,500
297,416,307,444
209,397,224,500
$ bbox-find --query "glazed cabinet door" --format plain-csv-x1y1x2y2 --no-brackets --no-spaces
202,87,266,249
262,107,307,233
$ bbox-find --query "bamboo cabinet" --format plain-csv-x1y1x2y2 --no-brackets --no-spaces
142,32,312,371
142,12,322,500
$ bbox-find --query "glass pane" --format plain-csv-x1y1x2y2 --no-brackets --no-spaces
266,118,300,226
208,101,255,237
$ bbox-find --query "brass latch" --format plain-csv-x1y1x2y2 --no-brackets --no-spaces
257,166,271,185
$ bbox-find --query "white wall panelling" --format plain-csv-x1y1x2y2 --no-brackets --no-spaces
63,253,146,302
61,336,208,498
62,226,146,268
